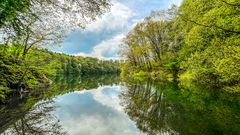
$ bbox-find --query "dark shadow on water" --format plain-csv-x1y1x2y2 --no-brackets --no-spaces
120,79,240,135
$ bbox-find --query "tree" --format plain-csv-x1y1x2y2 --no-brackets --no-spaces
121,7,181,79
177,0,240,85
0,0,111,51
0,0,30,28
121,1,240,86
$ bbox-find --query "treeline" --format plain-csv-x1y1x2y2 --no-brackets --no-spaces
0,44,120,100
56,55,120,75
121,0,240,90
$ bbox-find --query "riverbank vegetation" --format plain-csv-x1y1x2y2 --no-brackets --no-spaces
0,0,114,101
121,0,240,91
0,45,120,101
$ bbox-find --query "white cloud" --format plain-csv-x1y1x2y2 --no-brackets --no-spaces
57,0,183,59
72,1,136,59
75,34,124,60
85,1,135,33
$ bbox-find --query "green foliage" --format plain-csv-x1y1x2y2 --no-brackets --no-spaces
0,0,111,44
121,0,240,89
0,0,30,27
223,85,240,94
0,45,120,101
178,0,240,86
132,70,147,81
0,47,49,101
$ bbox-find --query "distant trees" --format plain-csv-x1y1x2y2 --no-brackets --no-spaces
54,55,120,75
0,45,120,101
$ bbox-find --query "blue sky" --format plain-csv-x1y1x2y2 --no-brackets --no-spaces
53,0,182,59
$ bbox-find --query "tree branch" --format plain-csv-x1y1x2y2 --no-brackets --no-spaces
221,0,240,7
180,15,240,34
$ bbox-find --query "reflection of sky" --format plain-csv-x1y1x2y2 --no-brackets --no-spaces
53,86,143,135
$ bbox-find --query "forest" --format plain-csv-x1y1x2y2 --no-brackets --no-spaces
0,45,120,101
121,0,240,92
0,0,239,134
0,0,119,101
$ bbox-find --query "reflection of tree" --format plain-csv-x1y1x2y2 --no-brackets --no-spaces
55,74,120,89
120,80,178,135
121,80,240,135
0,74,120,133
2,100,66,135
45,74,120,98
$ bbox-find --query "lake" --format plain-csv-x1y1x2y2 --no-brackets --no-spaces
0,75,239,135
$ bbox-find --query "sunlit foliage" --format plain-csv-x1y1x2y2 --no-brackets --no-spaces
0,45,120,101
121,0,240,88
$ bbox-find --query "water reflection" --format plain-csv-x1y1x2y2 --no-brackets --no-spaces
52,86,141,135
120,80,178,135
2,100,66,135
121,80,240,135
1,75,239,135
0,74,121,135
45,74,120,98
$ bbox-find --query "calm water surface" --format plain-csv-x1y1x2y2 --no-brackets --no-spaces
0,75,239,135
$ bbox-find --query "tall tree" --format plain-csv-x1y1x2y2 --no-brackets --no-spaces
1,0,111,45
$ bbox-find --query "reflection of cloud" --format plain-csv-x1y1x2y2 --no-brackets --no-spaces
91,85,123,111
53,85,142,135
75,86,123,111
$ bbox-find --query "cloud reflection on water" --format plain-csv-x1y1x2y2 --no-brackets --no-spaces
53,85,143,135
